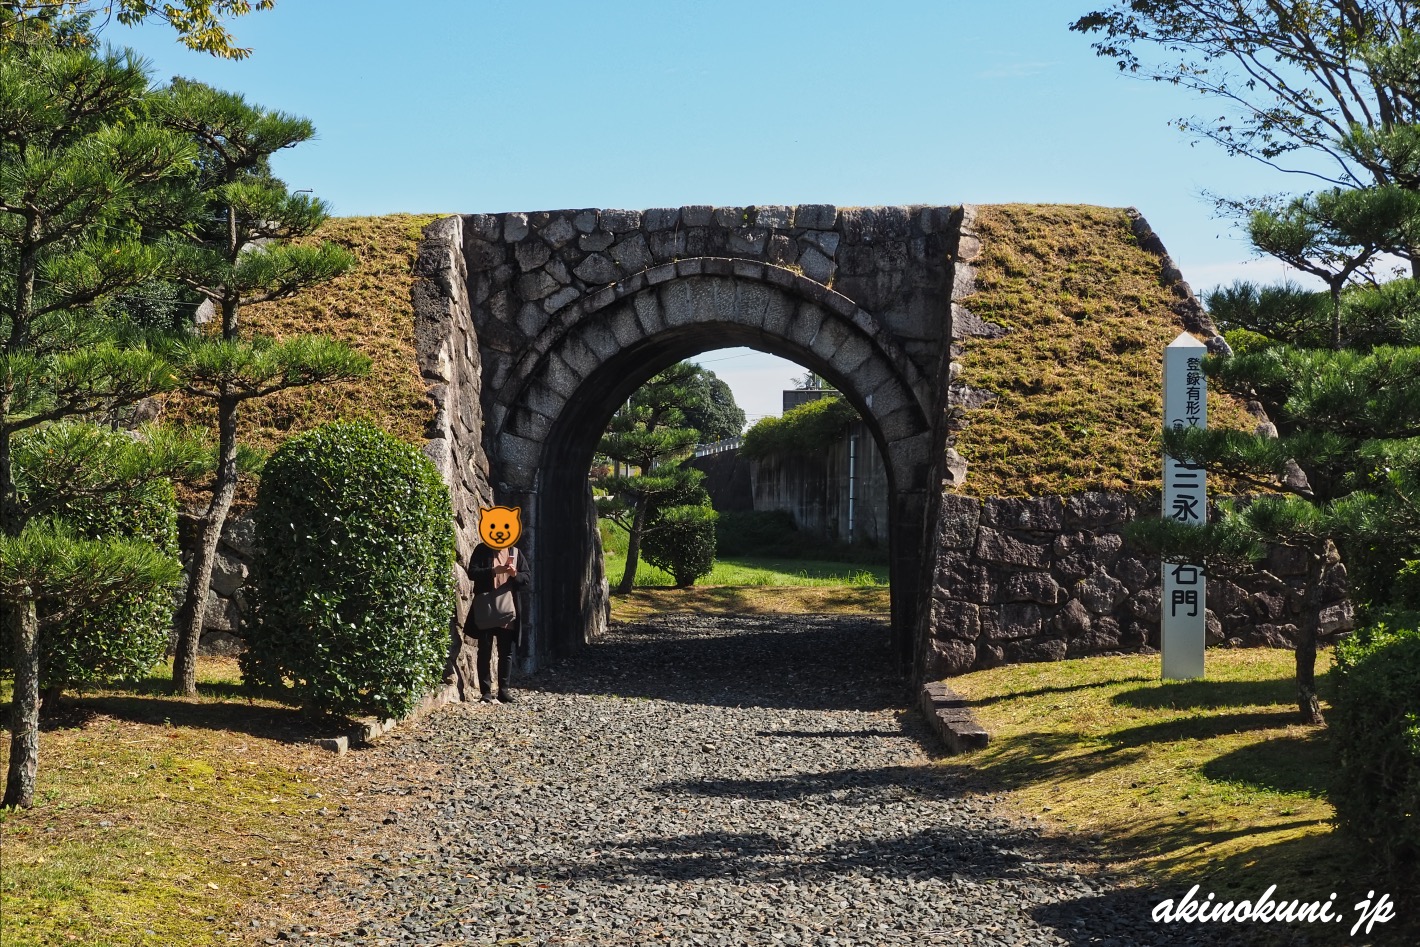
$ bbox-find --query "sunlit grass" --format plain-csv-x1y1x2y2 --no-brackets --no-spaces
0,658,384,947
935,648,1416,945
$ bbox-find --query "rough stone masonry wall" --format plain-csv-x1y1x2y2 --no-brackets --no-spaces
177,512,258,657
922,492,1355,678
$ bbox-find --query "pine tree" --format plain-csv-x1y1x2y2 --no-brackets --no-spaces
0,36,196,807
595,363,710,594
153,79,369,697
1130,182,1420,725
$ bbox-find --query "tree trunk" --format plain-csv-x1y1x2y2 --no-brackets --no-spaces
3,600,41,809
617,498,649,595
1295,550,1327,726
171,394,238,696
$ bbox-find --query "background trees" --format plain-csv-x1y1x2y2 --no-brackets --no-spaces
595,362,729,592
1071,2,1420,208
1079,4,1420,723
156,80,367,697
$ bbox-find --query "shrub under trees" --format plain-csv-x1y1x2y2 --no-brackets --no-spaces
11,424,187,700
241,421,455,720
1331,615,1420,881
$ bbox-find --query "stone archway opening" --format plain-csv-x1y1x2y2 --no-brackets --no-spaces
536,334,900,665
489,271,936,675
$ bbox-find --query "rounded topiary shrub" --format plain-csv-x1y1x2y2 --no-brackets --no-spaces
643,504,718,587
241,421,455,720
8,423,180,694
1331,614,1420,880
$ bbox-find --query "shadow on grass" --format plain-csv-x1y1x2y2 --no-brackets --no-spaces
1113,677,1301,712
1032,828,1418,947
1107,710,1305,748
966,678,1148,708
950,730,1150,793
1199,729,1333,797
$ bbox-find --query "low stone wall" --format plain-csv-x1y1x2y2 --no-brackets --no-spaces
176,512,257,657
920,491,1354,678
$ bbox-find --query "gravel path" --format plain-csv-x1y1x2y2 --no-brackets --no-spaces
274,614,1233,947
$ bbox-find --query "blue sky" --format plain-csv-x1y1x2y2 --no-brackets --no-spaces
118,1,1321,427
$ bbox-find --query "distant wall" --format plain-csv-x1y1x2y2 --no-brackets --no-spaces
748,421,890,546
685,449,754,512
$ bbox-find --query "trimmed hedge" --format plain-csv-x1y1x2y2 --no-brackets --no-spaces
1331,614,1420,880
643,504,718,587
241,421,455,720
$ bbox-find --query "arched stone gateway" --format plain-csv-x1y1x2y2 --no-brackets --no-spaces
412,205,965,694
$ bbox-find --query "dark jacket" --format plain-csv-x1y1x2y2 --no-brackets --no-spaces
465,544,530,643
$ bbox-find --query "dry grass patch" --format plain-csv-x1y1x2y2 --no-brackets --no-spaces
0,658,412,947
959,204,1258,497
164,214,443,462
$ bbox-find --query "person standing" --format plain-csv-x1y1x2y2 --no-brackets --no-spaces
465,540,529,703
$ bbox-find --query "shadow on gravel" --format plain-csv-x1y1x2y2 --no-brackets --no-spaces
533,614,905,714
511,822,1050,887
656,764,973,803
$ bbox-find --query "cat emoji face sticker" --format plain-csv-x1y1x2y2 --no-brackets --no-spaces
478,506,522,550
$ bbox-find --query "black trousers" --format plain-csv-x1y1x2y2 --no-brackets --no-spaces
475,627,514,693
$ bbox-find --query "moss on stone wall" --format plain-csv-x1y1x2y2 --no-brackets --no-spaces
954,204,1258,498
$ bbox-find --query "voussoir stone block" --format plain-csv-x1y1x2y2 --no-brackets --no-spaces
786,302,827,350
632,289,664,334
733,281,773,327
760,290,794,336
809,315,852,362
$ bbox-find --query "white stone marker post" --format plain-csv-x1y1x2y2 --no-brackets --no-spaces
1161,332,1208,680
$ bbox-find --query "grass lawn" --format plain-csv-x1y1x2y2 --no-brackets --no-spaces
603,546,893,624
0,659,400,947
936,647,1417,945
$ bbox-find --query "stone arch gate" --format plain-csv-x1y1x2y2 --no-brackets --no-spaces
411,205,971,694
